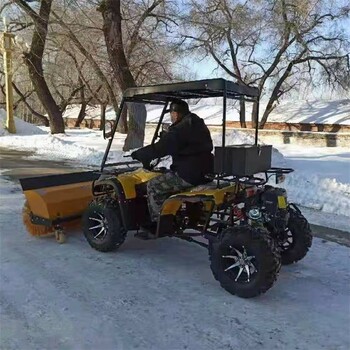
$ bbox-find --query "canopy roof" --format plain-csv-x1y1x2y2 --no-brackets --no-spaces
123,78,259,104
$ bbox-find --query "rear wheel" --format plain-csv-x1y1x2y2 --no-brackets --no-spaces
280,206,312,265
209,226,281,298
82,197,126,252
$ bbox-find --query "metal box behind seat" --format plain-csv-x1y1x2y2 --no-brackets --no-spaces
214,144,272,176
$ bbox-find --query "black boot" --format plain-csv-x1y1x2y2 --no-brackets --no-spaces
134,222,157,240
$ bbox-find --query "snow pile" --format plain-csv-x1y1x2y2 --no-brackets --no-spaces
34,135,105,166
283,174,350,217
212,128,255,146
60,99,350,126
0,109,46,136
146,99,350,125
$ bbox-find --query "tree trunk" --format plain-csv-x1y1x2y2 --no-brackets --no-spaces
123,103,146,151
251,102,258,129
9,82,50,126
16,0,65,134
117,106,128,134
100,103,107,131
260,62,294,128
74,83,87,127
259,101,275,129
98,0,146,150
74,103,87,127
239,100,246,128
25,52,65,133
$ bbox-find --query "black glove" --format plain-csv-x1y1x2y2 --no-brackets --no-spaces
130,150,140,161
131,148,152,170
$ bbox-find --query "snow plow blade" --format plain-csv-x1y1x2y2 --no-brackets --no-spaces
19,171,100,226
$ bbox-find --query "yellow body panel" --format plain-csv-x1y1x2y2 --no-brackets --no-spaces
24,182,93,220
117,168,161,199
182,184,237,204
278,195,287,209
161,184,238,216
162,199,182,216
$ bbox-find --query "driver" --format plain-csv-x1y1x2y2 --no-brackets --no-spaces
131,98,214,225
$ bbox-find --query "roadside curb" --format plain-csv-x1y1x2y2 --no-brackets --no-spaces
310,224,350,248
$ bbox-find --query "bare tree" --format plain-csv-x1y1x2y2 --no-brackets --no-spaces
97,0,177,150
11,0,66,133
181,0,350,128
3,0,178,144
97,0,143,150
50,9,121,127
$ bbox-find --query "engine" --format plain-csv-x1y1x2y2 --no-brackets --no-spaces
245,186,289,232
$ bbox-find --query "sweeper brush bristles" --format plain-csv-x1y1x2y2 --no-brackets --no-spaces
22,201,54,236
22,201,82,237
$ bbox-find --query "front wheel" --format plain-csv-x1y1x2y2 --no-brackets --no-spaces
209,226,281,298
82,197,126,252
280,206,312,265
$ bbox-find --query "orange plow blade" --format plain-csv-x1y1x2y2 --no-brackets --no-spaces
19,171,100,232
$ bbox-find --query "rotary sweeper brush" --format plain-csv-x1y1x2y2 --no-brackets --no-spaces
20,171,99,242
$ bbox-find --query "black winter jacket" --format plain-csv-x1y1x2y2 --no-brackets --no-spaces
132,113,213,185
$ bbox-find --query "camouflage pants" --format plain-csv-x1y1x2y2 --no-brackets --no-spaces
147,172,192,222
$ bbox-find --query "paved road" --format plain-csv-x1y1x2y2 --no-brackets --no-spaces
0,147,89,179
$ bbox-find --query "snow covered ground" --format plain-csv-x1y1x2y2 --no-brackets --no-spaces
0,109,349,231
0,110,350,349
0,176,350,350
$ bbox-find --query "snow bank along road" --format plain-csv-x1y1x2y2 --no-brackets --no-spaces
0,157,349,349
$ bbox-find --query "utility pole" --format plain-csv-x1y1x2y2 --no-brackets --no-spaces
1,17,16,133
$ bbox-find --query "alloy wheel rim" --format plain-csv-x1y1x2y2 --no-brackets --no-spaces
222,245,258,283
281,229,294,251
88,212,108,240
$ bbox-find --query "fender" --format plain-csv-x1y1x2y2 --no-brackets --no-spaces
92,176,130,230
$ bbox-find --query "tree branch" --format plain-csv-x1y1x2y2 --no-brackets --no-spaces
126,0,164,58
11,0,42,24
59,84,85,111
11,82,49,125
51,10,119,115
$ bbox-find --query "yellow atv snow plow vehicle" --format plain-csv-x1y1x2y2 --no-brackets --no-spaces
20,78,312,298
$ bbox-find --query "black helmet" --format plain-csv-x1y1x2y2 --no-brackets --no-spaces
169,99,189,115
